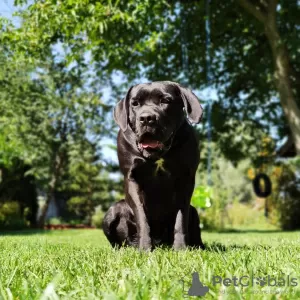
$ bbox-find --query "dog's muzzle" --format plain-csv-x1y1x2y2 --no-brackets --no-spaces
136,131,175,159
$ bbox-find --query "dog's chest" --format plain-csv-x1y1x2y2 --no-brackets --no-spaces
134,157,175,182
133,158,178,203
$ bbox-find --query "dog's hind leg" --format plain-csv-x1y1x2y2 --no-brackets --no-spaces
102,200,137,248
188,205,205,249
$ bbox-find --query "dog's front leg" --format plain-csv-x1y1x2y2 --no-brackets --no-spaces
174,206,189,250
127,179,152,251
173,178,194,250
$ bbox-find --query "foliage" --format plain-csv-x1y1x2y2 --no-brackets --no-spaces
213,121,277,166
246,155,300,230
1,0,300,227
272,159,300,230
0,127,25,170
47,217,62,225
197,145,255,201
200,195,226,231
91,206,105,229
64,140,118,224
201,200,277,231
196,150,261,230
0,45,114,225
278,185,300,231
196,136,290,230
226,201,276,229
191,185,212,209
3,0,299,159
0,52,30,170
0,201,28,229
0,162,38,227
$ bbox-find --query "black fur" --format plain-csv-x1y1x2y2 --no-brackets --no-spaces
103,81,205,250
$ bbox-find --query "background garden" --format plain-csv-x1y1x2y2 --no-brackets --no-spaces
1,0,300,233
1,1,300,299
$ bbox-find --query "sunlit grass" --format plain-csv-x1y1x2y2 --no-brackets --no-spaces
0,229,299,299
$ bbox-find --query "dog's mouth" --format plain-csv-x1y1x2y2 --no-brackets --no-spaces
138,133,164,151
137,132,175,157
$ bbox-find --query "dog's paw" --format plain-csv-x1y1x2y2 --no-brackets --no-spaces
139,238,152,251
173,234,187,250
173,242,187,251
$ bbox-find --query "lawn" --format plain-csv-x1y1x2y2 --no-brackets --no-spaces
0,229,300,299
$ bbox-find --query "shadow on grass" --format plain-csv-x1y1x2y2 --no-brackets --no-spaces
205,242,249,252
205,242,272,252
0,229,57,236
205,229,284,234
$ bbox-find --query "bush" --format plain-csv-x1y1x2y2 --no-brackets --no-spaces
200,197,225,231
277,184,300,230
268,159,300,230
201,199,278,231
68,219,83,225
47,217,62,225
0,201,28,230
91,206,105,228
226,201,276,229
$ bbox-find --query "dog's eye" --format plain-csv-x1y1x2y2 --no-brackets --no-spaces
131,100,139,107
161,97,172,104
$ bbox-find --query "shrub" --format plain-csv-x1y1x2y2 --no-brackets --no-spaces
268,159,300,230
47,217,62,225
200,197,225,231
0,201,28,230
277,184,300,230
201,199,278,231
68,219,82,225
91,206,105,228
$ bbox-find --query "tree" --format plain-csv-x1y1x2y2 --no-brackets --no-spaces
0,52,30,170
0,162,38,228
4,0,299,161
63,138,120,224
29,60,111,227
0,53,39,227
235,0,300,153
0,48,111,226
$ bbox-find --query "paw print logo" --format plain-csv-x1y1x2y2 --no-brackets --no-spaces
256,277,266,286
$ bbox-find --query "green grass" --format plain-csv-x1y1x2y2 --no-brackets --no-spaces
0,229,300,299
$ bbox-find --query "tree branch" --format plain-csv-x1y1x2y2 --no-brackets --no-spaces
267,0,278,25
236,0,267,24
268,0,278,15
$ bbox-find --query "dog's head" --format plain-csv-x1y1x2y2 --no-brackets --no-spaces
114,81,203,158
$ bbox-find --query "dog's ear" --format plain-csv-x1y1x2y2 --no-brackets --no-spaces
178,85,203,124
113,86,134,132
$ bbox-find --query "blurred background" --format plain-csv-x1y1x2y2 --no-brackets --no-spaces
0,0,299,232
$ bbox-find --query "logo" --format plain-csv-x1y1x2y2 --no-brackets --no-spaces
212,275,298,287
180,272,209,297
179,273,298,297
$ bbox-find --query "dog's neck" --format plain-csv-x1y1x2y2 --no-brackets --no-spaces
168,120,191,149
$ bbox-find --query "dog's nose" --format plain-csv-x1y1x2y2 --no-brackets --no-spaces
139,113,157,125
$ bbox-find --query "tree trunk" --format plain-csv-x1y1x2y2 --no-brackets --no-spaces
237,0,300,154
264,24,300,154
37,175,57,228
37,151,62,228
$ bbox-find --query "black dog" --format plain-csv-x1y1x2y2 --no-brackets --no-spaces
102,81,205,250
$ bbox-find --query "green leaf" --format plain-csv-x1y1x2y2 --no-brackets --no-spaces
191,185,213,209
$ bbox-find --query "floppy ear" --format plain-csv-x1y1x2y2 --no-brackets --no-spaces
179,85,203,124
113,86,134,132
